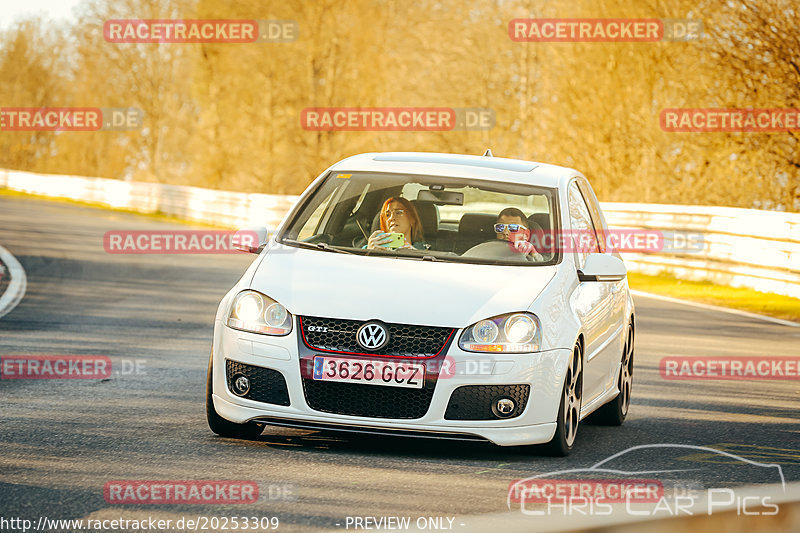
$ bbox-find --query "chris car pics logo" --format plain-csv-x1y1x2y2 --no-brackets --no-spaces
507,444,785,517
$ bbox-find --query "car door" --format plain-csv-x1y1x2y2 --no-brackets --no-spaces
578,178,627,392
567,180,615,405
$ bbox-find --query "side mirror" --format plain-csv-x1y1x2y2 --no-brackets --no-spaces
577,253,626,282
232,227,269,254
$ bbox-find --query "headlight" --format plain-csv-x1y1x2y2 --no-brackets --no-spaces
459,313,541,353
473,319,499,343
227,290,292,335
505,315,535,344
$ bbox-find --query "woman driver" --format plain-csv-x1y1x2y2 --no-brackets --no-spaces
366,197,427,250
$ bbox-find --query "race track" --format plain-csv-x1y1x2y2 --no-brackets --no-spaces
1,194,798,531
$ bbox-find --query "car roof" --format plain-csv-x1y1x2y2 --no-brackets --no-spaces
329,152,581,189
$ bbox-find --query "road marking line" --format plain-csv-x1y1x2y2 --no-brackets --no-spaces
678,443,800,464
0,244,27,319
630,289,800,328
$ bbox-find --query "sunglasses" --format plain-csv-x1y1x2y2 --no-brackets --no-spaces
494,223,525,233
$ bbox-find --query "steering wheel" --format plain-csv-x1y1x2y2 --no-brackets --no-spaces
462,239,530,262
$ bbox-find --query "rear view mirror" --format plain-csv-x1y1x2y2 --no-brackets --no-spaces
416,189,464,205
577,253,626,282
232,227,269,254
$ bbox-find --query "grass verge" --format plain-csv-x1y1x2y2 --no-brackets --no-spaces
628,272,800,323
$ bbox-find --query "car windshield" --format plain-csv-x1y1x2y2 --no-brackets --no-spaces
279,171,560,266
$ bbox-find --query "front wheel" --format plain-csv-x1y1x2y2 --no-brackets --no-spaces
206,351,264,439
541,341,583,456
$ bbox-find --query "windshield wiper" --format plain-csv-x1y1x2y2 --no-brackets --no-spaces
287,239,445,261
282,240,356,255
363,248,444,261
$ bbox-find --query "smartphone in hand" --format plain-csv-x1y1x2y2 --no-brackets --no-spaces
384,232,405,249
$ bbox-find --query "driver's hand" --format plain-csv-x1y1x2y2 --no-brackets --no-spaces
512,240,544,261
367,230,392,249
512,240,535,254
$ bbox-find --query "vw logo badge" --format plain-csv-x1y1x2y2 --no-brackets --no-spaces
356,322,389,351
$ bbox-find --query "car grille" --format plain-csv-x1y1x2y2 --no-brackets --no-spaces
299,316,453,357
444,384,530,420
226,360,290,406
302,378,435,419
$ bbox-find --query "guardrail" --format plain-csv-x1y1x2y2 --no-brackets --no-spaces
602,202,800,299
0,169,300,234
1,169,798,299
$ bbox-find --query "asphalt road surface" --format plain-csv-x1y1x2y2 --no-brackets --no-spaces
1,194,799,532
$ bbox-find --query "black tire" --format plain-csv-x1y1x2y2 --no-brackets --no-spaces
541,341,583,457
206,351,264,439
589,323,634,426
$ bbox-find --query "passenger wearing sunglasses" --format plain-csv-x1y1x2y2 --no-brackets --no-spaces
495,207,544,261
366,197,428,250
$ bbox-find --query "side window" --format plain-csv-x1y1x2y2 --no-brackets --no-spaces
577,179,607,253
568,181,600,269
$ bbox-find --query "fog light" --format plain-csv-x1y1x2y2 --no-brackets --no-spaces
493,397,516,418
232,374,250,396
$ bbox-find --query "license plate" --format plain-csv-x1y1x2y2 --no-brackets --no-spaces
312,356,425,389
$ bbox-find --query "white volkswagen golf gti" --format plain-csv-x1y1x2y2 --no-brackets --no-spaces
207,152,635,456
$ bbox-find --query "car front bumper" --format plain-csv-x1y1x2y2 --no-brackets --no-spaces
212,320,571,447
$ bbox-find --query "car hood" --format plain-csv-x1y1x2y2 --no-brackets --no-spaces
248,244,558,328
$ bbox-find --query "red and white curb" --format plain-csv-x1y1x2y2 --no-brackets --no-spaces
0,244,26,319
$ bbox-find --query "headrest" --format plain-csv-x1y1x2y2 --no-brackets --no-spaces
410,200,438,237
458,213,496,237
529,213,551,232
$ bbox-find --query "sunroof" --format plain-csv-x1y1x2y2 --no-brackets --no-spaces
373,154,537,172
